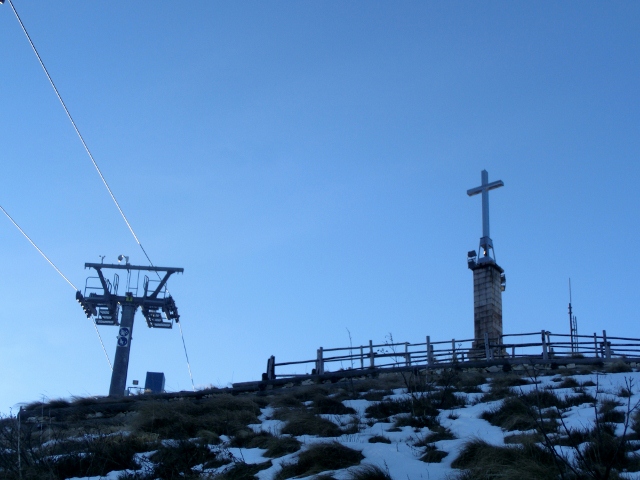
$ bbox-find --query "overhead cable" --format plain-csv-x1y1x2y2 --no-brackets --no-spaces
0,205,113,370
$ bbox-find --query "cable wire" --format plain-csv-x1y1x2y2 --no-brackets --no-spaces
0,205,113,370
8,0,192,387
178,321,196,391
7,0,140,246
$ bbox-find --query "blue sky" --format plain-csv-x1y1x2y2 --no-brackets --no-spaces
0,1,638,413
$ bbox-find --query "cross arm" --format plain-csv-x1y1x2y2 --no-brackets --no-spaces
467,180,504,197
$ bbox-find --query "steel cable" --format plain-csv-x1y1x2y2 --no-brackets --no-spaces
0,205,113,370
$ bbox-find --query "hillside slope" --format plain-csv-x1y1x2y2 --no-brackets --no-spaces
5,362,640,480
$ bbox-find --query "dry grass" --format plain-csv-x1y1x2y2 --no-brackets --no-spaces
230,430,301,458
420,444,448,463
420,425,456,444
275,442,363,479
347,464,393,480
556,377,580,389
606,361,633,373
132,395,260,439
451,438,561,480
214,460,273,480
148,440,232,477
360,390,393,401
280,411,342,437
312,395,356,415
599,399,625,424
50,433,154,479
481,391,562,433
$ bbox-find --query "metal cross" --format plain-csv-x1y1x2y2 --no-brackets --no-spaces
467,170,503,259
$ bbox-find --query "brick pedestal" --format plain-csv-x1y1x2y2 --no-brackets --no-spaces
471,262,504,350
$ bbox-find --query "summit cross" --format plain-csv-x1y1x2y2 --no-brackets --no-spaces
467,169,504,260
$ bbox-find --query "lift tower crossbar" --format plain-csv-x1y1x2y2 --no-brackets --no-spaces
76,262,184,396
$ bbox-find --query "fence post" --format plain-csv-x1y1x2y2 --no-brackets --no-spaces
266,355,275,381
405,343,411,366
316,347,324,375
360,346,364,369
369,340,374,368
427,336,433,366
484,333,492,360
542,330,548,360
594,332,599,358
511,346,515,359
452,339,457,363
603,330,611,360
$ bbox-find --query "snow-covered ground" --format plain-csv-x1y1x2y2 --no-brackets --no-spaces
67,368,640,480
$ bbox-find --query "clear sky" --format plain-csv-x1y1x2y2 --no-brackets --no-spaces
0,1,638,413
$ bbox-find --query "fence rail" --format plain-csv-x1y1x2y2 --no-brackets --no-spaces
262,330,640,381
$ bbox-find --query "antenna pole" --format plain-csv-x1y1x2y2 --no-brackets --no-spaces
568,278,579,354
568,279,573,352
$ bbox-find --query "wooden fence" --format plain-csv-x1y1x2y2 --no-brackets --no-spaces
262,330,640,381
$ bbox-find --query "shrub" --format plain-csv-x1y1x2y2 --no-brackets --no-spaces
275,442,363,479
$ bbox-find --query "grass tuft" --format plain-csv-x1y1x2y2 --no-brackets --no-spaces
346,464,393,480
451,438,561,480
420,445,448,463
368,435,391,444
133,395,260,439
215,460,273,480
280,411,342,437
275,442,363,479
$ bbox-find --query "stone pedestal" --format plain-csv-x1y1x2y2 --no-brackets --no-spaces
471,262,504,350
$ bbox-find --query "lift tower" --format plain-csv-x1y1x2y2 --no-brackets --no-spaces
75,261,184,396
